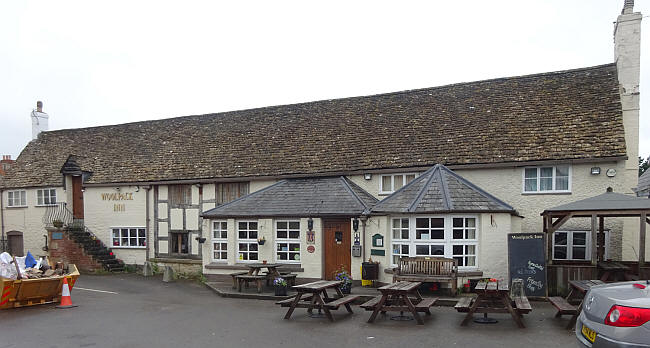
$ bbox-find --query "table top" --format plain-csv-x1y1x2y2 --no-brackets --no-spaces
293,280,342,291
378,281,422,293
597,261,631,271
569,279,605,293
246,263,285,269
475,280,509,292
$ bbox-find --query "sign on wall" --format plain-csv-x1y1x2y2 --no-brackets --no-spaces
508,233,546,297
101,191,134,212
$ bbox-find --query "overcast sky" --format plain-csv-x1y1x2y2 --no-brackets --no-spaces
1,1,648,162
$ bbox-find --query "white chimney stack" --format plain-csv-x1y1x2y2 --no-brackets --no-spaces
31,100,49,139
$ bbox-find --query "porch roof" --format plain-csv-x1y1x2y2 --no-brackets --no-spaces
201,176,378,218
371,164,517,215
542,190,650,217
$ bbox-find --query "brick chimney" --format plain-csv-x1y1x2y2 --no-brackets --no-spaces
613,0,642,185
31,100,49,140
0,155,14,176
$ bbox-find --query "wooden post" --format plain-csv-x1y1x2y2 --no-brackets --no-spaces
640,212,647,266
598,216,605,262
591,214,597,266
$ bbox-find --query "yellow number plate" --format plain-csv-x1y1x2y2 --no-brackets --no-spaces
581,324,597,343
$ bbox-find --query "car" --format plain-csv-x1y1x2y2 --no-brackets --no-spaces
576,280,650,347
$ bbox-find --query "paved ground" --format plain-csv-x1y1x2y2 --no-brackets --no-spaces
0,274,580,348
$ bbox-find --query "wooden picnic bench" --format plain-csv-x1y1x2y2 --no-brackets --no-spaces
393,257,458,296
361,281,438,325
276,280,359,322
455,279,529,328
549,279,604,329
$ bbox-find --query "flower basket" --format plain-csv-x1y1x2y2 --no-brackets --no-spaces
273,277,288,296
334,267,352,294
52,220,64,228
257,237,266,245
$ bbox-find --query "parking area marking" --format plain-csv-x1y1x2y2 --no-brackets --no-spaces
74,287,118,295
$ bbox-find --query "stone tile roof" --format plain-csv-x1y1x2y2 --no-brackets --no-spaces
1,63,625,188
201,176,378,218
371,164,517,214
635,170,650,197
543,190,650,213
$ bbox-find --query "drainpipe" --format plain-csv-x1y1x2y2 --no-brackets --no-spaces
0,189,4,252
360,215,368,261
144,186,151,261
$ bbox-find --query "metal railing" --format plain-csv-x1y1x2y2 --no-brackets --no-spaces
42,202,74,228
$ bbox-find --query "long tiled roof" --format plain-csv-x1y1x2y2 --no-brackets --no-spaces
1,63,625,188
371,164,517,214
201,177,378,217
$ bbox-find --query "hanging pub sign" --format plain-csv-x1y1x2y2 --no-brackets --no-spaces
306,230,315,244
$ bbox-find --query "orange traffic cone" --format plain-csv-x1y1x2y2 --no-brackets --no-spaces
56,277,77,309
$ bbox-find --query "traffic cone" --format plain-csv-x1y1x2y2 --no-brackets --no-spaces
56,277,77,309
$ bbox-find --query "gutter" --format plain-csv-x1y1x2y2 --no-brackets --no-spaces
144,186,151,261
0,189,4,252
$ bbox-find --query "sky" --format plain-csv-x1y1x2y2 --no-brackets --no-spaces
1,1,648,162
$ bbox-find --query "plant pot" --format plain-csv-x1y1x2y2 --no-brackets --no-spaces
340,284,352,294
258,240,266,245
275,286,287,296
52,221,63,228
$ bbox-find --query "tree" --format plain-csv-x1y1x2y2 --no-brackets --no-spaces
640,156,650,176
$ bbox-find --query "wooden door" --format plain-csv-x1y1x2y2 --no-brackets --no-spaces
7,231,24,257
72,176,84,219
323,219,351,280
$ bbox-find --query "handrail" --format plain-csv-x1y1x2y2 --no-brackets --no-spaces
42,202,74,228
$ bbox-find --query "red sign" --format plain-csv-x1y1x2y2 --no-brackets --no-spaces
307,245,315,253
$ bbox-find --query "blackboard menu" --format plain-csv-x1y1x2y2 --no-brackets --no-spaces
508,233,546,297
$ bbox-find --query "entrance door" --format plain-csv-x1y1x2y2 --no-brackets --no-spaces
7,231,24,256
72,176,84,219
323,219,351,280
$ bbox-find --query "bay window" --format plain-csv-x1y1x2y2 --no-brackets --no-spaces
275,220,300,263
237,221,258,262
212,221,228,261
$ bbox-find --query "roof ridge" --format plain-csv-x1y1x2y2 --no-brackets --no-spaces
408,165,440,212
339,176,372,213
439,168,452,210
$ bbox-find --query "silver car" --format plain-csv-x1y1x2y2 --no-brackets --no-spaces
576,280,650,347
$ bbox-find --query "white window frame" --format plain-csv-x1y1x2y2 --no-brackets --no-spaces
389,215,479,270
522,165,571,194
36,188,57,206
275,220,301,263
236,220,259,262
7,190,26,207
380,173,418,194
552,230,610,261
111,227,146,248
211,220,228,262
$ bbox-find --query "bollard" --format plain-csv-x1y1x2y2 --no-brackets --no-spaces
142,261,153,277
162,265,174,282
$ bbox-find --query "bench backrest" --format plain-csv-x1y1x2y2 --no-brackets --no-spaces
396,257,457,276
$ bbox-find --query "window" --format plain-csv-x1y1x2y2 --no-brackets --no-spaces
212,221,228,261
171,232,189,254
380,173,417,194
7,190,26,207
237,221,258,262
169,185,192,206
523,166,570,193
276,221,300,263
390,216,478,269
111,227,146,248
552,230,609,261
216,182,249,205
36,188,57,205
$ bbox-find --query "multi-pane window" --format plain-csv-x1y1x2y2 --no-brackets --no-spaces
390,216,478,269
171,232,189,254
276,221,300,263
523,166,570,193
237,221,258,262
111,227,146,248
169,185,192,206
212,221,228,261
37,188,57,205
7,190,26,207
553,231,609,261
380,173,417,194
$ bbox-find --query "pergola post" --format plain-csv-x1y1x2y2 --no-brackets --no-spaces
598,216,605,261
641,212,647,266
591,214,598,266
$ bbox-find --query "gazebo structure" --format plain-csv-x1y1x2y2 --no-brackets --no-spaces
542,188,650,295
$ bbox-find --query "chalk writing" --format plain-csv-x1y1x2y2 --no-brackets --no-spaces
527,260,544,271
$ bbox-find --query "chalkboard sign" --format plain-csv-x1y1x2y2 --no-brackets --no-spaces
508,233,546,297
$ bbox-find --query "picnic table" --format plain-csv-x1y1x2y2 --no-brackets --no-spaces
361,281,437,325
232,263,287,292
455,279,531,328
276,280,359,322
597,261,635,282
246,263,284,277
549,279,604,329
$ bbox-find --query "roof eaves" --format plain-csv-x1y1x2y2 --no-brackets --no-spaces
340,176,375,214
200,180,287,217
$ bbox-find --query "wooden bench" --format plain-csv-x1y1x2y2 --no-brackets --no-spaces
393,257,458,296
230,271,248,289
276,293,314,307
324,295,360,313
513,296,532,314
548,296,577,317
361,294,438,315
360,295,383,310
454,296,472,312
236,274,267,293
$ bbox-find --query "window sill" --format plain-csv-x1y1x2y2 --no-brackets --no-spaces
6,206,27,209
112,247,147,250
150,257,201,264
204,262,304,272
521,191,571,195
35,204,58,207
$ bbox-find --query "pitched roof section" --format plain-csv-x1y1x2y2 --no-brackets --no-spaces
635,170,650,197
372,164,517,215
1,63,625,188
542,191,650,213
201,176,378,218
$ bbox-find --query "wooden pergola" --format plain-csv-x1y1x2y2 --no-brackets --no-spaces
542,189,650,270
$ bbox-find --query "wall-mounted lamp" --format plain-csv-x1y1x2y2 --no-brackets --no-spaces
81,188,85,193
307,217,314,231
590,167,601,175
135,185,140,192
195,236,206,243
195,183,202,188
353,217,359,232
364,173,372,180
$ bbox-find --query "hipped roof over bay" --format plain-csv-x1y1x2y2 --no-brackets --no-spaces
1,63,625,188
